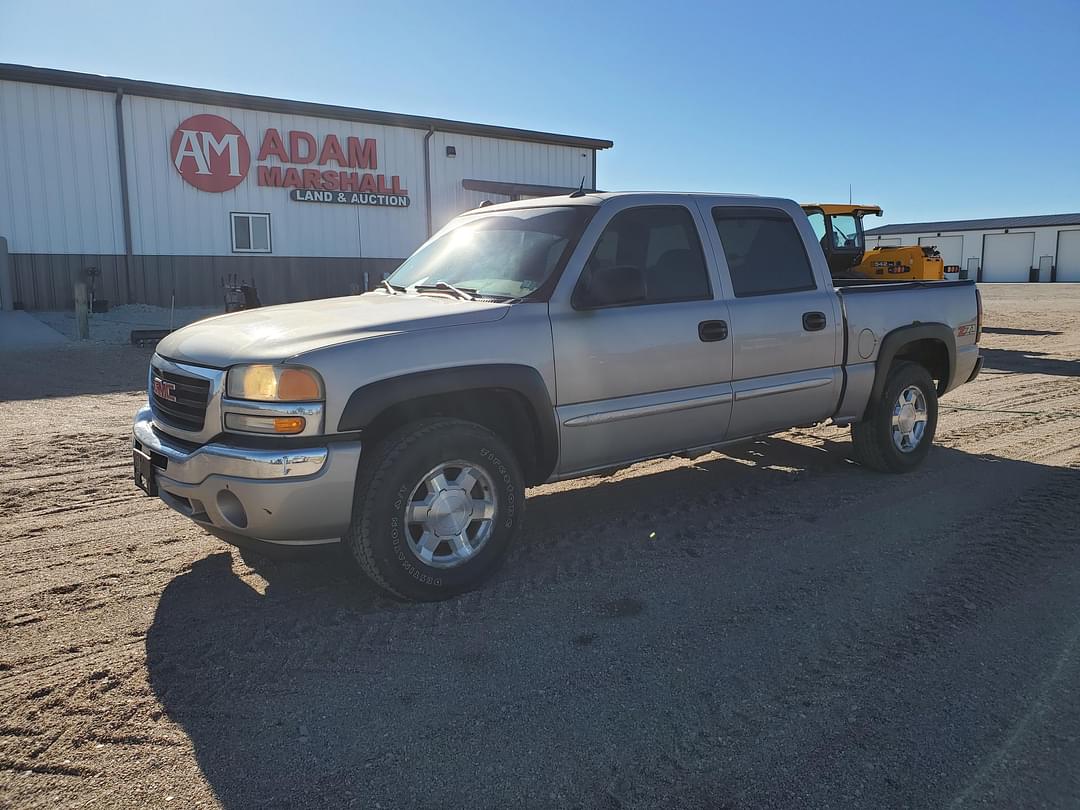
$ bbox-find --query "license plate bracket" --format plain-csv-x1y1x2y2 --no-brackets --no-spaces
133,446,159,496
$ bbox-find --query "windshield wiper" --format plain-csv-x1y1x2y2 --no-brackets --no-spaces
413,281,477,300
379,279,405,294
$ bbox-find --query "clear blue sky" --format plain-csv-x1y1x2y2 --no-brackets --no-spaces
3,0,1078,225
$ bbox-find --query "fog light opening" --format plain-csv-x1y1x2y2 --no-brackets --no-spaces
216,489,249,529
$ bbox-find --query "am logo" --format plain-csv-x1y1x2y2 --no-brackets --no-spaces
170,114,251,192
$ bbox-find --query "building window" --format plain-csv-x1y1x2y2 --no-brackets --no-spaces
231,213,271,253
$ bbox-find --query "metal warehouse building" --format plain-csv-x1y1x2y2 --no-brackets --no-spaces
0,64,612,310
865,213,1080,283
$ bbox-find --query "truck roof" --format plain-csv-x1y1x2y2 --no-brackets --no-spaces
461,191,792,215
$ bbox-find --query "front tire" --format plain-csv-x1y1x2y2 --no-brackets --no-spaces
851,361,939,473
347,418,525,601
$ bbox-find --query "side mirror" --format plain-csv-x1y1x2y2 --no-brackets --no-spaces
573,264,647,309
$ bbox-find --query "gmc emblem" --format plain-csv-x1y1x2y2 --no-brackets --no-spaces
153,377,177,403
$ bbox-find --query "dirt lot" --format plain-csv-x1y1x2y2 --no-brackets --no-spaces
2,284,1080,809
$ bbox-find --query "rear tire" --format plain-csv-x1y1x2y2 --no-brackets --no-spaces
851,361,938,473
347,418,524,601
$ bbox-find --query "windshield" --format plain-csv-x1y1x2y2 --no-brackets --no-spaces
387,206,592,299
829,214,863,250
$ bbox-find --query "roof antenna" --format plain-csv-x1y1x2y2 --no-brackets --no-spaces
569,176,587,198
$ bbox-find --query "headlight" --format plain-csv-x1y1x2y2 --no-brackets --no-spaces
226,365,324,402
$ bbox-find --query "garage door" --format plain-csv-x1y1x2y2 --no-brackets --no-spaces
918,235,963,268
1056,230,1080,282
982,232,1034,282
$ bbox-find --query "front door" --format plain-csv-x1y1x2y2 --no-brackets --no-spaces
549,202,733,475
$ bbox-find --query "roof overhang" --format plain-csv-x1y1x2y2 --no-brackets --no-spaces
0,63,614,151
462,179,598,198
865,212,1080,236
801,203,883,217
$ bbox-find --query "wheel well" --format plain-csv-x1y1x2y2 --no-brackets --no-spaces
363,388,548,484
894,338,949,393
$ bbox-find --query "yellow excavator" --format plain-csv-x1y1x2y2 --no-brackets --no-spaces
801,203,944,282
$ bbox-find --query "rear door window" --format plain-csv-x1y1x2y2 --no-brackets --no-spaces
711,208,817,297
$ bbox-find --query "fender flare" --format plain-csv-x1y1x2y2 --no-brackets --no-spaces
870,323,956,404
337,364,559,482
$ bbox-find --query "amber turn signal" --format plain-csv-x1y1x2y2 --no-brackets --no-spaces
224,413,307,435
278,369,322,401
272,416,306,434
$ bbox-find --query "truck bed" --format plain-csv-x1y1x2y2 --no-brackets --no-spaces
830,276,981,425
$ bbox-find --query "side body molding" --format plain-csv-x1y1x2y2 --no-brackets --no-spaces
337,364,559,482
870,322,956,404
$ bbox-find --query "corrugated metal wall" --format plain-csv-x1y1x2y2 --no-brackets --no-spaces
0,80,130,310
10,253,126,310
0,78,602,308
866,226,1067,281
428,131,594,232
9,253,402,309
0,80,126,255
128,255,402,307
123,95,429,259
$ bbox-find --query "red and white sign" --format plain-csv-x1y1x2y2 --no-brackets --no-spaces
170,114,251,192
169,114,409,207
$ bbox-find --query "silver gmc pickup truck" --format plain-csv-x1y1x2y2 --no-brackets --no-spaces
133,192,982,600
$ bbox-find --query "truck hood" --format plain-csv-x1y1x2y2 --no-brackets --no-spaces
155,293,510,367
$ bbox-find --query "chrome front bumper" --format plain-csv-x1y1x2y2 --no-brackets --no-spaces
133,405,328,482
133,405,362,545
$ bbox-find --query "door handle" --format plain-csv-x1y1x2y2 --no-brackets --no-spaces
698,320,728,342
802,311,827,331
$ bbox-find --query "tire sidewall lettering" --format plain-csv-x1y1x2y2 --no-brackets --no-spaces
481,446,517,526
388,481,441,586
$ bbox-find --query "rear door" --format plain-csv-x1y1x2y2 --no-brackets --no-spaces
549,200,733,475
699,203,842,439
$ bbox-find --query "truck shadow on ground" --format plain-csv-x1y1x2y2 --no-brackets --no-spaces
1,345,155,400
981,326,1062,337
980,347,1080,377
144,438,1078,808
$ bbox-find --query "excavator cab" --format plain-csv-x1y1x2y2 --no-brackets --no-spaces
800,203,944,282
801,204,881,278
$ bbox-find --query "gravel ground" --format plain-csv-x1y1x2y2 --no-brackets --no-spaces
32,305,221,345
2,284,1080,809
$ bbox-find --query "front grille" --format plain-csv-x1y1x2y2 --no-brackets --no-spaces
151,366,211,431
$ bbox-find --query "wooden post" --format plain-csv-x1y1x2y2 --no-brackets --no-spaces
0,236,12,311
74,281,89,340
